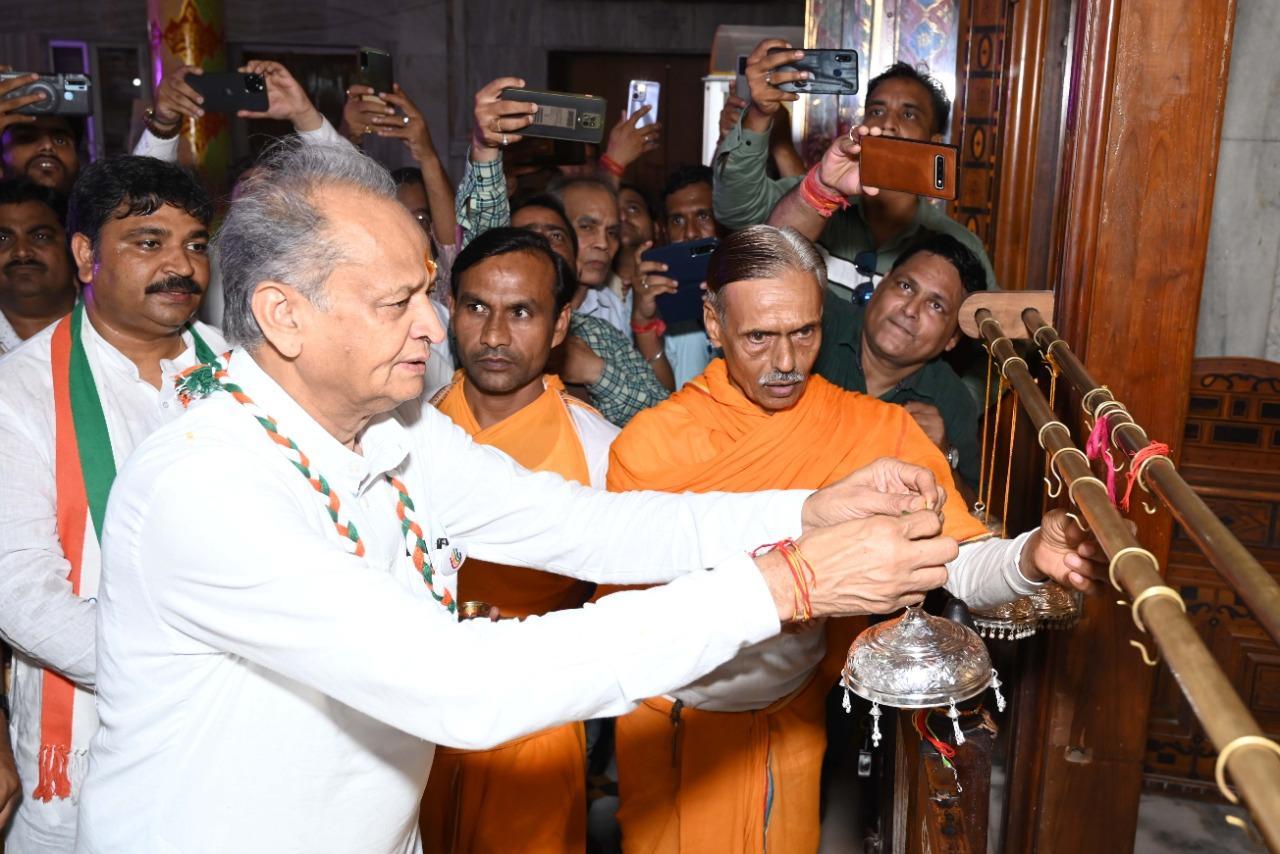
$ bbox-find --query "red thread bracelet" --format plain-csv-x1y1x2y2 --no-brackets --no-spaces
599,154,625,177
631,317,667,336
799,164,849,218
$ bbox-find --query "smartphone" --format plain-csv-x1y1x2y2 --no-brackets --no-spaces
358,47,393,96
187,72,268,113
858,135,958,201
499,88,607,144
626,80,660,128
735,56,750,100
766,47,859,96
643,238,719,326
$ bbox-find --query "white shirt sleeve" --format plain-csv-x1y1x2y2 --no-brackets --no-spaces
127,443,781,750
0,405,96,687
945,530,1045,609
132,116,350,164
132,128,180,163
404,402,811,584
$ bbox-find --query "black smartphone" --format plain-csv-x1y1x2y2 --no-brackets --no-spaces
766,48,859,96
500,88,607,144
643,238,719,326
358,47,393,96
188,72,268,113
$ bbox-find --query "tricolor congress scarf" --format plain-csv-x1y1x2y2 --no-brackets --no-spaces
37,302,215,801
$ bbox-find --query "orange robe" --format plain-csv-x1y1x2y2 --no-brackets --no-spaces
605,359,988,854
420,373,601,853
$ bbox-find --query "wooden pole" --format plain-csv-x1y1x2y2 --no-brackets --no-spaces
975,309,1280,851
1022,308,1280,646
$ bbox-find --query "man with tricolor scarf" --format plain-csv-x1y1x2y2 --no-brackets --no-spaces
419,226,618,851
0,155,224,852
603,225,1105,853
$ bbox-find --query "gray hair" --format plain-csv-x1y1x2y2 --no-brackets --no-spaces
214,139,397,349
704,225,828,319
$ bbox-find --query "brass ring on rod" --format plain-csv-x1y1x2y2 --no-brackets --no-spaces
1046,338,1070,361
1001,356,1028,380
1037,420,1068,451
1133,451,1172,493
978,316,1002,339
1107,546,1160,593
1094,400,1129,422
1129,585,1185,634
1050,446,1089,480
1068,475,1106,508
1213,735,1280,805
1110,419,1147,452
1081,385,1113,415
1032,324,1059,349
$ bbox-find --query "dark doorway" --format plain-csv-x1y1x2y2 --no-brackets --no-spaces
548,50,709,203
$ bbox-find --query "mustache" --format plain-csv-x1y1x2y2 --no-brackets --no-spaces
4,258,47,273
759,370,805,386
144,275,202,295
470,346,515,362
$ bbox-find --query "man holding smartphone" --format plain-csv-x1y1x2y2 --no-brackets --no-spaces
713,44,994,292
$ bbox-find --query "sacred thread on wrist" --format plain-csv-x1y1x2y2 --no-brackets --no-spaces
599,154,626,176
800,164,849,218
753,538,816,623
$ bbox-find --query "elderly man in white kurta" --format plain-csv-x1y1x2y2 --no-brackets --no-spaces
0,156,225,853
71,141,1037,854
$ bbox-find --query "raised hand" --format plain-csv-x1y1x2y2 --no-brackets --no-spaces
371,85,439,163
151,65,205,125
814,125,882,199
603,107,662,171
236,60,322,132
742,39,810,133
339,84,395,144
630,242,678,322
471,77,538,163
0,69,45,136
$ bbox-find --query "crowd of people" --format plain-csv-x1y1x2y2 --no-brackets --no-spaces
0,39,1106,854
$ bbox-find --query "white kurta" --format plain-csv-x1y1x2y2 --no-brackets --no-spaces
75,350,807,854
0,316,227,854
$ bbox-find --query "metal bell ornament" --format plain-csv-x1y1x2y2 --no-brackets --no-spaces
841,604,1007,748
1027,582,1083,629
971,595,1039,640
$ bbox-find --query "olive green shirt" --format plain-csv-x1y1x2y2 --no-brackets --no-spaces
815,291,981,490
712,119,998,290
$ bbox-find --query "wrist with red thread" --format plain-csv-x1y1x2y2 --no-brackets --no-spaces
800,164,849,218
631,317,666,336
599,154,626,176
753,539,816,624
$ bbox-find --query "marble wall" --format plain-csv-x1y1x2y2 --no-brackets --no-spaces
1195,0,1280,360
0,0,803,176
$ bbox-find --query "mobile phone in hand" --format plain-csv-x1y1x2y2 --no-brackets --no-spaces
500,88,607,144
858,135,958,201
766,48,859,96
627,80,660,128
358,47,393,98
643,238,719,326
187,72,268,113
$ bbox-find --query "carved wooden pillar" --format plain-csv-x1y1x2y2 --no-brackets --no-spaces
147,0,229,187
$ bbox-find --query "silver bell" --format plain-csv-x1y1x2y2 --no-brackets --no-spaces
1028,582,1083,629
971,595,1039,641
841,605,1006,721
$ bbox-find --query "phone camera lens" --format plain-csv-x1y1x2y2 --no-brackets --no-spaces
833,69,842,77
836,54,852,62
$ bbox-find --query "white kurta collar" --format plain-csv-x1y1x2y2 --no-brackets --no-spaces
224,349,411,497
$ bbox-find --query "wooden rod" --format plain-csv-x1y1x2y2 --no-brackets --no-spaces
1022,308,1280,646
975,309,1280,850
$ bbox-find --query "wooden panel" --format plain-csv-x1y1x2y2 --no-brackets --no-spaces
1006,0,1240,850
1144,358,1280,797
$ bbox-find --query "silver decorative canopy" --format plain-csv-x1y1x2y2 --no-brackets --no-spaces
842,605,1006,747
971,595,1040,640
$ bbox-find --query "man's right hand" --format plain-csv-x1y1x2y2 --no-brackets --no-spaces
814,125,883,199
630,242,678,322
743,39,809,133
759,511,956,622
0,68,46,136
152,65,205,124
471,77,537,164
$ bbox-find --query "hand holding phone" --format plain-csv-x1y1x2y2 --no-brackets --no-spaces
471,77,539,161
358,48,393,99
499,88,607,144
642,238,719,326
626,80,660,128
858,133,957,201
187,72,268,114
766,47,859,95
233,60,323,132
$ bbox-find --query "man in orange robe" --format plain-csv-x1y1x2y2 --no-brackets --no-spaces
606,225,1101,852
420,227,618,852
